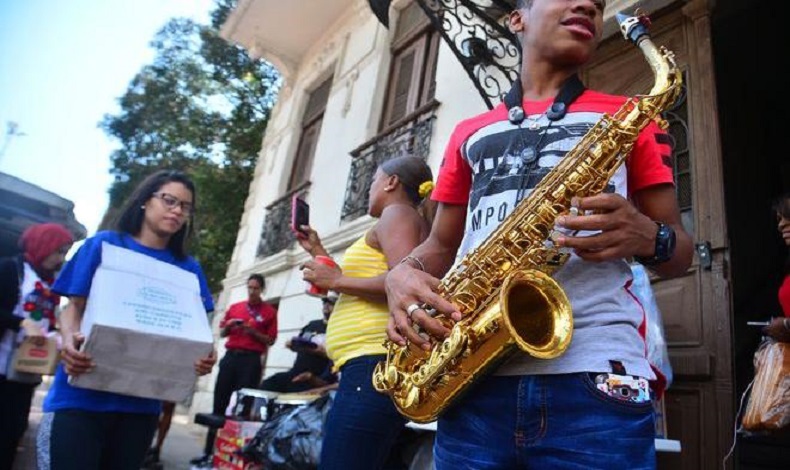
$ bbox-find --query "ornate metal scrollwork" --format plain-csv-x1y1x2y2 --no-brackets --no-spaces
415,0,520,109
341,102,439,221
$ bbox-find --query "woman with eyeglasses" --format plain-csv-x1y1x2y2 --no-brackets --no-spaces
36,170,217,470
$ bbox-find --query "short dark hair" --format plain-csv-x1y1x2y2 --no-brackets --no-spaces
248,273,265,290
774,192,790,220
114,170,196,259
516,0,533,9
773,192,790,274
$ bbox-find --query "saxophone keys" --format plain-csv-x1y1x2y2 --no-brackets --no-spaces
402,385,421,409
384,364,401,388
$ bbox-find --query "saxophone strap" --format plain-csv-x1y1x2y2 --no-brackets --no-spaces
504,74,586,124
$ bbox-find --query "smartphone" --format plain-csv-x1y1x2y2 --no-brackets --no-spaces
291,196,310,239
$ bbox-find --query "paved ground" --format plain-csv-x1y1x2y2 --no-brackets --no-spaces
12,379,207,470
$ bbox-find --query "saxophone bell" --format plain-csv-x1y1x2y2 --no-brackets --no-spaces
499,270,573,359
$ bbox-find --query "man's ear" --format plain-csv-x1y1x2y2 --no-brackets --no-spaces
509,9,525,34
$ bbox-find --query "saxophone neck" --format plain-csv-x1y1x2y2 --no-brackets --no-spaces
616,12,680,98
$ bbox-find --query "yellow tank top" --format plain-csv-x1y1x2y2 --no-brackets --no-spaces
325,233,390,370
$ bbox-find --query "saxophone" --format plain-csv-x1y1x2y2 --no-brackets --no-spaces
372,13,683,423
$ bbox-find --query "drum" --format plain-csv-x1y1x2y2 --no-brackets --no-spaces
271,392,320,417
233,388,280,422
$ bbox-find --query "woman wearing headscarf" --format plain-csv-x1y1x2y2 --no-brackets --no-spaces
0,223,73,469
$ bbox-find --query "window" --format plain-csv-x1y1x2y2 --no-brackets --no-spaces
288,75,333,190
380,2,439,130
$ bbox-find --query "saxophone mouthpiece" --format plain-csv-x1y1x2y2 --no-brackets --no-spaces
617,12,651,45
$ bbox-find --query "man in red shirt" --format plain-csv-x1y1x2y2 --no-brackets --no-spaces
192,273,277,466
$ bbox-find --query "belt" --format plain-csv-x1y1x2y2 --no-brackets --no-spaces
226,349,261,356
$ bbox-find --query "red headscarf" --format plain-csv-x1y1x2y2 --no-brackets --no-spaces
18,223,74,269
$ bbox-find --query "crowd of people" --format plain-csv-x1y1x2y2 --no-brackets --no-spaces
2,1,789,470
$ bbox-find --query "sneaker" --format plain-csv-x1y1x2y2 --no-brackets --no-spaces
141,448,160,468
189,454,212,467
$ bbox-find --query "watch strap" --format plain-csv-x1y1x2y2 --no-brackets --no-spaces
635,222,676,266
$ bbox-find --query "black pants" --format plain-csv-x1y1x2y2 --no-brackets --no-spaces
204,350,262,455
260,370,316,393
45,409,158,470
0,378,37,470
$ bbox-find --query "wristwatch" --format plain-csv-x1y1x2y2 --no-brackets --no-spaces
635,222,676,266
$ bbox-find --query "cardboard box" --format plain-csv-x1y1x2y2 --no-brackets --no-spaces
223,419,265,440
213,453,262,470
12,337,58,375
69,243,213,402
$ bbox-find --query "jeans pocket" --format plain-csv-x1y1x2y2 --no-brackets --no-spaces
579,373,654,413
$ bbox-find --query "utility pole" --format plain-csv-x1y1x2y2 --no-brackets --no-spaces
0,121,26,164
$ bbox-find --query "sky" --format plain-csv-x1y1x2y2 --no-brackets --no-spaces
0,0,215,241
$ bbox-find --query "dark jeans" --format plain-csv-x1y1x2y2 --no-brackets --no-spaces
45,409,158,470
319,355,406,470
0,378,37,470
434,374,656,469
203,350,262,455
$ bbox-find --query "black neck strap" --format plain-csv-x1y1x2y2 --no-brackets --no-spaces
504,74,586,123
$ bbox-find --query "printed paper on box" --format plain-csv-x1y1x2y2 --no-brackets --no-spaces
69,243,213,402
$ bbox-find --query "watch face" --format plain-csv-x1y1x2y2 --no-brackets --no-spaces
656,223,676,262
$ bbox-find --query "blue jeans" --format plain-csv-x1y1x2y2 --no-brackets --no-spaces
320,355,406,470
435,374,656,469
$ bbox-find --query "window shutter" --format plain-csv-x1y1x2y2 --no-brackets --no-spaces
383,37,425,128
288,117,322,190
287,75,333,190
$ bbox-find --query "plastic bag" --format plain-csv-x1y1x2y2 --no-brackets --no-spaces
241,393,333,470
630,263,673,393
742,339,790,431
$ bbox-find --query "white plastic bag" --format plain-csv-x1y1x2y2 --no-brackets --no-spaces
630,263,673,391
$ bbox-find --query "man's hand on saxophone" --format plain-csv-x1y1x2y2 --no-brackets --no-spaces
554,187,693,279
385,203,467,349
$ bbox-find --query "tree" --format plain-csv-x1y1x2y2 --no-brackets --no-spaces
100,0,279,291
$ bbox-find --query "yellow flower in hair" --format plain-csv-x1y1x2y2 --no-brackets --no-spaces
418,180,435,198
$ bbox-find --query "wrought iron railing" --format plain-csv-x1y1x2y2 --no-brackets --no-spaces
416,0,520,109
257,182,310,258
341,101,439,221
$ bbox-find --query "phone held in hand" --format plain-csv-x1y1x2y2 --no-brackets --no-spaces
291,196,310,239
291,337,318,350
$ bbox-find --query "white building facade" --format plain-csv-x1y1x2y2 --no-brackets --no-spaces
191,0,494,412
188,2,749,467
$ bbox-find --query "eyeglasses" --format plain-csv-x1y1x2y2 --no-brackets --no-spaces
152,192,194,215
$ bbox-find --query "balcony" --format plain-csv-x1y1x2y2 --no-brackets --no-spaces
341,100,439,221
257,182,310,258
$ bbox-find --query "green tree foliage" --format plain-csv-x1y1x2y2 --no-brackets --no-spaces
100,0,279,292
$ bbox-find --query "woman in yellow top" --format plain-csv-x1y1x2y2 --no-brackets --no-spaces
298,156,433,470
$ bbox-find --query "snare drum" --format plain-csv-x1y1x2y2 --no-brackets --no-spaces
271,392,320,416
233,388,280,422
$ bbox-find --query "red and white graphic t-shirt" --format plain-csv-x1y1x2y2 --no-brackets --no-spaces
433,90,674,379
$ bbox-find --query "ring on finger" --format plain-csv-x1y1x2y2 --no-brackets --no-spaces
406,303,422,319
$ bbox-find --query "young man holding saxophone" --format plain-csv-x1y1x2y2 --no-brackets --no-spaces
383,0,693,468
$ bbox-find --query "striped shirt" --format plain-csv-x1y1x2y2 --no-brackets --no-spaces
325,233,390,370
